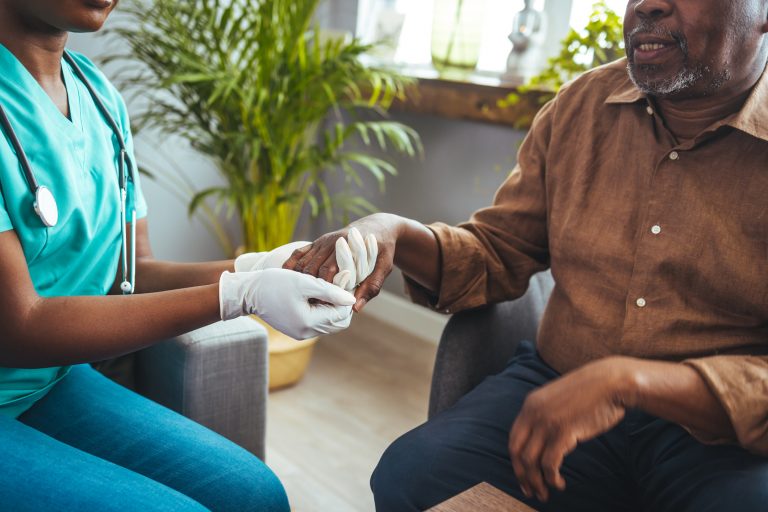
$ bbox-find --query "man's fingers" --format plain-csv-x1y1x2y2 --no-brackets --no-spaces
353,250,392,312
544,433,576,492
283,243,312,270
541,440,569,492
297,238,335,276
516,430,549,503
509,422,534,499
318,252,340,283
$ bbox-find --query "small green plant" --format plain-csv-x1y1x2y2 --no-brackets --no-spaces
500,1,625,117
105,0,422,255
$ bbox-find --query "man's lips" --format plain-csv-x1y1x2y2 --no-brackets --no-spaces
631,36,678,64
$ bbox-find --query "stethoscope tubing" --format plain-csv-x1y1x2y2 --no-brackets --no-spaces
0,96,39,191
0,50,137,294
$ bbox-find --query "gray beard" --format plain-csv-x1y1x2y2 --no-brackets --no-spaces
627,62,704,97
627,61,731,98
625,21,730,98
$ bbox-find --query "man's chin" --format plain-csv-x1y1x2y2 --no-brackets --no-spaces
627,62,702,97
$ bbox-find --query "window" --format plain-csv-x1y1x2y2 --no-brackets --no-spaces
356,0,627,75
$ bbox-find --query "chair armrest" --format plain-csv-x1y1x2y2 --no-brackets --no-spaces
134,317,268,459
428,271,554,419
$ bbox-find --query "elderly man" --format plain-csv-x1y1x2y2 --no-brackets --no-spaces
286,0,768,510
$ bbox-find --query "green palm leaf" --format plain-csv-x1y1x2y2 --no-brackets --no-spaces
104,0,421,253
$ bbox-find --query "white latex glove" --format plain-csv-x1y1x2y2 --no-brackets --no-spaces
234,241,312,272
219,268,355,340
333,227,378,292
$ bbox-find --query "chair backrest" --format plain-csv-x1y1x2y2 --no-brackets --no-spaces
428,271,555,418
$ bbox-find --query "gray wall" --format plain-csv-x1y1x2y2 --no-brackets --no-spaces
309,112,525,296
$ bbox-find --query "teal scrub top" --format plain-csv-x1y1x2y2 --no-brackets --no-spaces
0,44,148,418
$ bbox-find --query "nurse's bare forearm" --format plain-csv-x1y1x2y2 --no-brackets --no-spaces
127,259,233,293
113,219,233,294
3,285,220,368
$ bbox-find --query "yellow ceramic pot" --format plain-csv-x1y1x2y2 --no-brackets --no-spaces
251,316,318,391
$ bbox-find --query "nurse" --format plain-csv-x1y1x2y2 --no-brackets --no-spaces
0,0,361,510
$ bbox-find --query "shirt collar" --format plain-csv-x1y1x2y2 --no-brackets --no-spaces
604,60,646,105
603,59,768,143
726,65,768,142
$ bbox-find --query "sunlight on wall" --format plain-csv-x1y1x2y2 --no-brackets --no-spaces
356,0,627,74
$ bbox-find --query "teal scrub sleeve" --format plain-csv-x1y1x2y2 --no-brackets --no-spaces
0,186,12,232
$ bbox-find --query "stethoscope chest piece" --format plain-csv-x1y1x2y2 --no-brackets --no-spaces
34,186,59,227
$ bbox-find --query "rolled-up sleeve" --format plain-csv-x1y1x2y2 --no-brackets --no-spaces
405,97,556,313
684,355,768,455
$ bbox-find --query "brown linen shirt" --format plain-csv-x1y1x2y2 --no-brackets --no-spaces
406,59,768,455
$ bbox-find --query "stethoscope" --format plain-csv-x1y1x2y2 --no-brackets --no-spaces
0,50,136,295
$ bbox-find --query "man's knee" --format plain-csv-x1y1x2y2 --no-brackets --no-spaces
678,461,768,512
371,427,441,512
705,464,768,511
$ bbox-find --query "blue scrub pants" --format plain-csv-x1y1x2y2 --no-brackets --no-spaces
371,342,768,512
0,365,289,511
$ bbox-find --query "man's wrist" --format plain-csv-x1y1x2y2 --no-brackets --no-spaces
367,212,408,239
596,356,646,409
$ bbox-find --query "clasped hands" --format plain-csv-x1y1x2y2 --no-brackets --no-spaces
218,228,379,340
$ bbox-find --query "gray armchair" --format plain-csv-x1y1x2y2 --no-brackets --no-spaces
95,317,269,459
429,271,555,419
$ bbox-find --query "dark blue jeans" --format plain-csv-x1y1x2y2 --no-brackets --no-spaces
0,365,289,511
371,342,768,511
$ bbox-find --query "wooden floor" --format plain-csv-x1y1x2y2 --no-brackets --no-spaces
265,314,437,512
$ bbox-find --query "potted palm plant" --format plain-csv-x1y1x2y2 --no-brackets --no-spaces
106,0,422,388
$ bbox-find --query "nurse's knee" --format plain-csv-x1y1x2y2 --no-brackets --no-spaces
195,452,289,512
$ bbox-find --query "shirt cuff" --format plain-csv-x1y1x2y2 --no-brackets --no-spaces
683,355,768,455
403,222,489,314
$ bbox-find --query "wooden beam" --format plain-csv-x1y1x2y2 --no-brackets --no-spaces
391,77,550,130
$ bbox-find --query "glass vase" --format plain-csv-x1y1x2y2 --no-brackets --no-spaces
431,0,489,71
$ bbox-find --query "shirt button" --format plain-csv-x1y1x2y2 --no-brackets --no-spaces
669,151,679,161
636,298,647,308
651,225,662,235
646,106,654,115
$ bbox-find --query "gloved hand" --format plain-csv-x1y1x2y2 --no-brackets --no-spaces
219,268,356,340
234,241,312,272
333,227,378,292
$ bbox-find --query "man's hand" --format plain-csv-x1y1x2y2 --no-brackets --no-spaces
283,214,404,311
508,357,637,503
